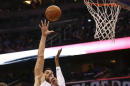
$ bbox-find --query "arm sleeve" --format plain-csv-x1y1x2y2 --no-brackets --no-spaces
56,66,66,86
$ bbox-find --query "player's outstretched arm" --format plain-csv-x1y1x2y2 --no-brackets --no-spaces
55,49,66,86
55,49,62,67
34,20,54,77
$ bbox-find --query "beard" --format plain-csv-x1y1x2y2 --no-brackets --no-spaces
45,77,51,83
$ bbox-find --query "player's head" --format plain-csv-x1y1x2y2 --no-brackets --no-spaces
44,68,54,83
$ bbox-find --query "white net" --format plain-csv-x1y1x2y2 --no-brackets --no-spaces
84,0,121,40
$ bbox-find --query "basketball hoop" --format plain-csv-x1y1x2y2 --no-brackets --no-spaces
84,0,121,40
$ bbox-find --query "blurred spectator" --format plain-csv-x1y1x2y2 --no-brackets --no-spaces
114,83,118,86
0,9,129,54
0,82,7,86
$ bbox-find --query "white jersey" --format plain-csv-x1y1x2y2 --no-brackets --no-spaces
40,66,65,86
56,66,66,86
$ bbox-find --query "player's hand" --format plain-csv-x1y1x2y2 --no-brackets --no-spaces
55,49,62,67
55,49,62,61
50,77,58,86
39,19,54,37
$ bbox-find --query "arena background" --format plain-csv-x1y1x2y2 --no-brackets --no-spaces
0,0,130,86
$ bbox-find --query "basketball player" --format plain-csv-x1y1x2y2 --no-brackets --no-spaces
34,20,65,86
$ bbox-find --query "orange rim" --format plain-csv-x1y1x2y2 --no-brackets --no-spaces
84,0,120,7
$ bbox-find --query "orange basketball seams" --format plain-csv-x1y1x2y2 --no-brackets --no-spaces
45,5,62,22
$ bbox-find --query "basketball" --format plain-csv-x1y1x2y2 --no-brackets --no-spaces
45,5,62,22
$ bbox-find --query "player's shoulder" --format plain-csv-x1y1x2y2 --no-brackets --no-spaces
34,73,45,86
40,81,51,86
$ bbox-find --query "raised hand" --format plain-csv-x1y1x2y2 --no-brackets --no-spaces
50,77,58,86
39,19,54,37
55,49,62,67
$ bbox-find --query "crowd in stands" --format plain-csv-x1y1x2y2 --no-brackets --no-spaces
0,65,114,85
0,62,129,86
0,9,129,54
0,31,40,54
